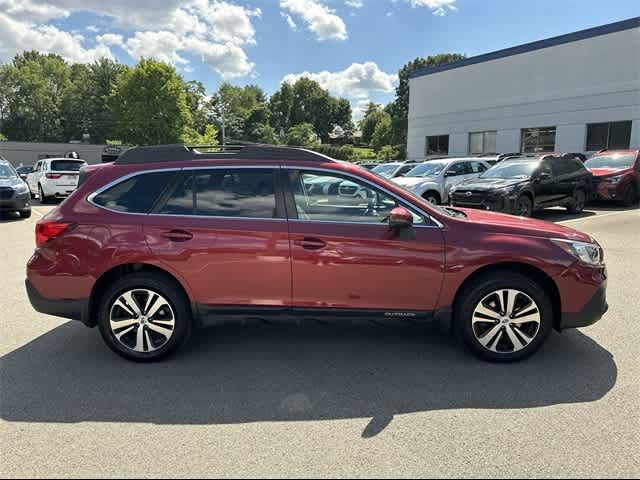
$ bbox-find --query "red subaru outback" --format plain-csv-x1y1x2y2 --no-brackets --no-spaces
26,145,608,363
585,150,640,206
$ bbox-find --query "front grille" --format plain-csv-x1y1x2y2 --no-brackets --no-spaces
0,188,14,200
451,190,487,205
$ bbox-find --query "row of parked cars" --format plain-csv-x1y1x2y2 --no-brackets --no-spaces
363,150,640,217
0,155,88,218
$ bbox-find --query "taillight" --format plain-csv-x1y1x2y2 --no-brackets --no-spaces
46,173,62,179
35,221,73,247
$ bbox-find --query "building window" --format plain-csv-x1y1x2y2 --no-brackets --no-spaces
521,127,556,153
586,121,632,151
426,135,449,156
469,131,497,154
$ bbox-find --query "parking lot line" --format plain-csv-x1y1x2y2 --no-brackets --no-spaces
558,209,639,225
31,208,46,218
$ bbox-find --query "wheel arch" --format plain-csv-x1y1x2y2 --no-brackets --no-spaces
452,262,562,331
88,263,194,328
421,189,442,204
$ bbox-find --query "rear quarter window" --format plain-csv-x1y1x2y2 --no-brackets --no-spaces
92,171,176,213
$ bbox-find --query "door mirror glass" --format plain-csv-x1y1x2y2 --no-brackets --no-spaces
388,207,414,229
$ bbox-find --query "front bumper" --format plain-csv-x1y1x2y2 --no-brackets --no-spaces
0,193,30,212
450,193,514,213
559,282,608,330
25,279,91,327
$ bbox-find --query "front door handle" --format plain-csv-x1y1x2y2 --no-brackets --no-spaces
161,229,194,242
294,237,327,250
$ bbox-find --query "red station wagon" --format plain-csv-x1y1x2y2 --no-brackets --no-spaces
584,150,640,206
26,145,609,363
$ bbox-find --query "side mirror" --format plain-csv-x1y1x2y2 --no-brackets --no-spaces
388,206,414,229
536,172,552,182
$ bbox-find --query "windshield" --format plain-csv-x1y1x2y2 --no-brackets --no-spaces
405,162,446,178
372,164,399,178
0,164,18,179
585,154,635,169
51,160,86,172
481,161,539,179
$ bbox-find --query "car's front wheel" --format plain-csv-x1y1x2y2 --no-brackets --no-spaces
622,184,638,207
97,273,192,362
515,195,533,217
455,273,553,362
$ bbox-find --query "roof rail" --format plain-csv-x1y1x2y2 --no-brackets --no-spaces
114,144,336,165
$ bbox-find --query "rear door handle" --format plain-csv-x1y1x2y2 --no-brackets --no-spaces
294,237,327,250
161,229,194,242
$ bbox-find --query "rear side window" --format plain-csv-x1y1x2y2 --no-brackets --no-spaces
555,158,584,176
51,160,86,172
158,169,277,218
92,171,176,213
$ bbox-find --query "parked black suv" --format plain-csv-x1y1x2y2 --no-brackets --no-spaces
449,154,592,217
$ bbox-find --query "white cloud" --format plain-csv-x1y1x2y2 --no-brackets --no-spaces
0,12,114,63
0,1,261,79
345,0,363,8
282,62,398,98
280,0,348,41
407,0,457,16
281,12,298,31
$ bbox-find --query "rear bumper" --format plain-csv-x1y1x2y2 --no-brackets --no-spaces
559,283,608,330
25,279,92,327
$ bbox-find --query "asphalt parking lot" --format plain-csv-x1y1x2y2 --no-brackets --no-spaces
1,201,639,478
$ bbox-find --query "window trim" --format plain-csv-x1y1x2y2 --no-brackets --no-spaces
281,167,442,228
585,121,633,151
88,165,444,228
521,126,557,153
425,134,450,156
468,130,497,155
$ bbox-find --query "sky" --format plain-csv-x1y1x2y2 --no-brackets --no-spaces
0,0,638,119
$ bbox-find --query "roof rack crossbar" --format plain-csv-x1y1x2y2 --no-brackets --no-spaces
114,144,335,165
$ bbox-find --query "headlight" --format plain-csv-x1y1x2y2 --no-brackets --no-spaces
14,183,29,194
605,175,623,185
552,239,603,265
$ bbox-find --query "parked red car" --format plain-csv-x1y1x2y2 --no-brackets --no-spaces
585,150,640,206
26,145,608,363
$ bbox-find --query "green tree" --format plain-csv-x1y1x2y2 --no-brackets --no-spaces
87,58,127,144
208,83,270,142
0,132,7,142
378,145,400,161
283,123,317,147
359,103,387,145
253,123,279,145
111,59,191,145
60,63,93,141
182,124,219,145
1,51,70,142
371,114,393,151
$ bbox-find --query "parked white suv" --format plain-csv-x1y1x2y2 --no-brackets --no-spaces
393,158,491,204
26,158,87,203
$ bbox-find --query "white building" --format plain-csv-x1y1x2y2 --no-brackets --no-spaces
407,17,640,160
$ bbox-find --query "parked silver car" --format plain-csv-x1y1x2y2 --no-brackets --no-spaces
371,162,420,179
393,158,492,204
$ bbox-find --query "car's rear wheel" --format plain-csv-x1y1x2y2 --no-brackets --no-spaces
622,185,638,207
97,273,192,362
38,184,48,204
455,273,553,362
515,195,533,217
567,189,586,214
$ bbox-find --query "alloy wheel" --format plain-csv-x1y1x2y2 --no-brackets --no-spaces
109,289,176,353
471,289,541,354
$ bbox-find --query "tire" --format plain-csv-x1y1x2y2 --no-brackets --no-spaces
567,189,586,214
38,184,48,204
455,272,553,363
622,185,638,207
19,209,31,219
515,195,533,217
422,191,441,205
97,272,193,362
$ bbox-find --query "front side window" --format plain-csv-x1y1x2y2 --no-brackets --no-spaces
521,127,556,153
158,169,278,219
426,135,449,156
469,131,497,155
469,161,488,173
92,171,177,213
446,162,469,176
586,121,632,151
290,171,425,225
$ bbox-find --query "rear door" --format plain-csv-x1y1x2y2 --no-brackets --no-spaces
534,159,557,206
145,167,292,310
28,161,42,192
285,168,445,315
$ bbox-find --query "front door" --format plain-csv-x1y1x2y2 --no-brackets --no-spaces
285,169,445,315
144,167,291,309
